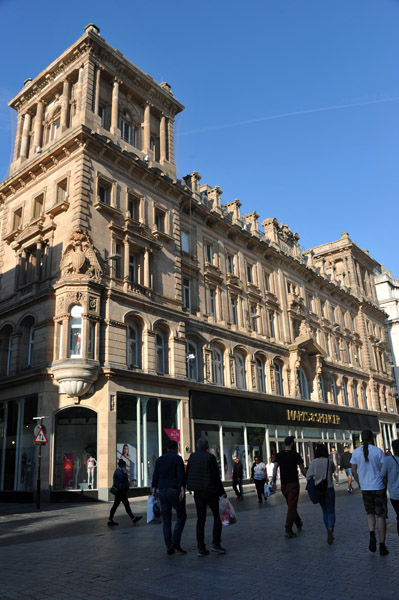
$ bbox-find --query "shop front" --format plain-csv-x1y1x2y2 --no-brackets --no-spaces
190,391,380,481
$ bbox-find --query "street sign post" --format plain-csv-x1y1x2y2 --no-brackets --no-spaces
33,416,49,509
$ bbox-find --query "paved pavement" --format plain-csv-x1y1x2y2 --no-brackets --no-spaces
0,478,398,600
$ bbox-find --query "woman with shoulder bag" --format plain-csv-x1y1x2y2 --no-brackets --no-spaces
108,458,142,526
380,438,399,536
251,456,267,503
306,443,336,544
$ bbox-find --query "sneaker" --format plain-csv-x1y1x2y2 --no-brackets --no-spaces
369,532,377,552
327,529,334,545
211,544,227,554
107,520,118,526
349,487,354,493
197,548,210,557
173,544,187,555
379,543,389,556
284,530,297,538
297,522,303,532
132,516,142,525
167,547,175,555
346,488,351,493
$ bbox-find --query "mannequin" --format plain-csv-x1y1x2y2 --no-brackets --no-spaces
74,455,81,489
87,456,97,488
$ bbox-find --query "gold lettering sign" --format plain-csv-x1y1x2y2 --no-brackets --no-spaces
286,409,340,426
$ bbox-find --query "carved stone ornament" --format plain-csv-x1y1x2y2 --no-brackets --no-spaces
60,228,103,282
89,296,97,311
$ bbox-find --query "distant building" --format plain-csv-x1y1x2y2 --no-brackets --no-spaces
0,25,397,501
375,267,399,426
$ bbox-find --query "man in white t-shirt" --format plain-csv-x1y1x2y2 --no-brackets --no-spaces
350,429,388,556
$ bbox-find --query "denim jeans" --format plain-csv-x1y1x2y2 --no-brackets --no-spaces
194,490,222,550
318,486,336,530
158,488,187,549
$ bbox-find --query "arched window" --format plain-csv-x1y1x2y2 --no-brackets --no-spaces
274,362,284,396
155,327,169,375
21,316,35,368
186,340,198,380
68,305,83,358
298,367,309,399
255,356,266,393
211,346,224,385
127,321,142,369
235,352,246,389
0,326,13,376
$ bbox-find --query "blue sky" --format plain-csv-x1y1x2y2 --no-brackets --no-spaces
1,0,398,275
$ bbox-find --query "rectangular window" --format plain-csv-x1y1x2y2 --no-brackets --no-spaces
183,278,191,311
269,312,276,338
247,264,253,284
181,231,190,253
128,195,140,220
115,243,122,279
99,180,112,205
155,209,165,232
129,254,137,283
251,305,258,333
205,243,213,264
88,321,95,359
120,119,131,143
307,294,313,312
320,301,325,317
208,288,216,318
227,255,235,275
133,127,140,148
33,194,44,219
325,334,330,356
264,272,270,292
99,105,106,128
56,179,68,204
230,296,238,325
52,119,60,140
13,208,22,230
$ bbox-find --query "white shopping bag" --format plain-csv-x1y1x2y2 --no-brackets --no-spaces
219,497,237,526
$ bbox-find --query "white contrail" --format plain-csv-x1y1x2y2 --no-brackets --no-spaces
179,97,399,136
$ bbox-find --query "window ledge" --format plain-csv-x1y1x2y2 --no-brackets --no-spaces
152,228,174,243
94,200,122,218
47,201,70,217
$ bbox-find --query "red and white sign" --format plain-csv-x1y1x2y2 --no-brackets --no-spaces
34,427,48,444
164,428,180,442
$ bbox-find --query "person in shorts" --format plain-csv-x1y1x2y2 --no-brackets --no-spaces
350,430,388,556
340,446,354,493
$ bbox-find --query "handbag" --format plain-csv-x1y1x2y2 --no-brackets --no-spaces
109,485,118,495
306,477,318,504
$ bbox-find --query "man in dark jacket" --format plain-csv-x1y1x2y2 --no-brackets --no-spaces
232,455,244,500
340,446,354,493
152,439,187,555
186,437,227,556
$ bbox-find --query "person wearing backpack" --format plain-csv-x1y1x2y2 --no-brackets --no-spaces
306,443,336,545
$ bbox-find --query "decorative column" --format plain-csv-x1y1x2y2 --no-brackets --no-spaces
143,103,151,154
94,66,101,116
136,397,142,486
159,114,167,163
32,102,44,150
60,79,70,131
13,113,24,161
20,112,32,159
19,250,27,286
157,399,162,456
167,117,174,163
110,78,120,134
144,249,150,288
142,398,148,486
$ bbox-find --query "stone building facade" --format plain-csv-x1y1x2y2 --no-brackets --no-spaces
375,268,399,406
0,25,397,501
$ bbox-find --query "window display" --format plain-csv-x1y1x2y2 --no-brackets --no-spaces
54,407,97,490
